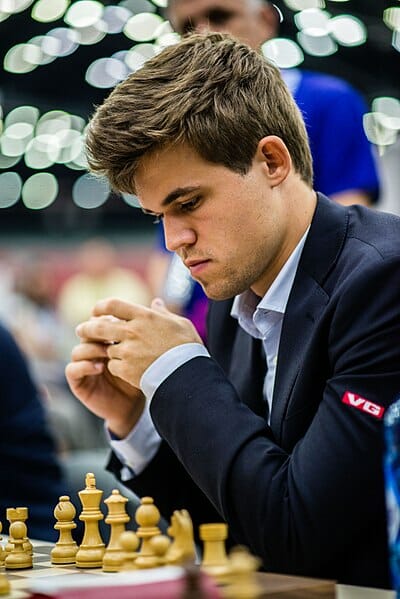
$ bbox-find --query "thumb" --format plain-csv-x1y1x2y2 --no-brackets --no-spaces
151,297,169,312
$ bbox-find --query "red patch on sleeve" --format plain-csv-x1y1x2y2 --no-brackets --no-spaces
342,391,385,419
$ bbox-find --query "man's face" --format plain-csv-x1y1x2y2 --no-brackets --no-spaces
136,143,292,300
167,0,277,50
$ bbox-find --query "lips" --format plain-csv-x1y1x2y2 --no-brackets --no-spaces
185,259,210,276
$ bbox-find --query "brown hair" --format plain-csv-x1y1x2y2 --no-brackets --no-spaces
86,32,313,193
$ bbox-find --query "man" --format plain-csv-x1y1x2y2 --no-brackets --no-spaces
147,0,380,341
66,33,400,588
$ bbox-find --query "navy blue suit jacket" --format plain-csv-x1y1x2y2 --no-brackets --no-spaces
0,323,64,540
115,195,400,588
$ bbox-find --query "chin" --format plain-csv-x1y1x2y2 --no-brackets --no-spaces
202,284,237,302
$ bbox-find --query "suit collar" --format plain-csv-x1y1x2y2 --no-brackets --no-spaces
297,193,349,287
270,193,349,438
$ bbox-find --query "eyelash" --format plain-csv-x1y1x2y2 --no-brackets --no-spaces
180,196,201,212
150,197,201,224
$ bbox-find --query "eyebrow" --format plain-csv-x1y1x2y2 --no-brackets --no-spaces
140,186,201,216
161,186,201,207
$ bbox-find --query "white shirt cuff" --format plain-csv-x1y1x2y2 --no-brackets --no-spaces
108,401,161,477
140,342,210,400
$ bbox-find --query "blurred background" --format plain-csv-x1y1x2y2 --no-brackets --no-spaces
0,0,399,239
0,0,399,456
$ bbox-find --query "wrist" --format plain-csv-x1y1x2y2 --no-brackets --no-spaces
106,396,146,439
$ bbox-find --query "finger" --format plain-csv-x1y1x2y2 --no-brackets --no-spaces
107,358,135,386
106,342,124,361
151,297,170,314
75,317,126,344
93,297,151,321
71,342,109,362
65,360,104,383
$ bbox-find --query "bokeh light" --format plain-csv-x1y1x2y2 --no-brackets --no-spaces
72,174,110,208
31,0,69,23
21,172,58,209
0,0,398,223
262,37,304,68
0,171,22,208
123,12,163,42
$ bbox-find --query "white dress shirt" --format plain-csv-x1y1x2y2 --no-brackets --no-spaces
109,228,309,478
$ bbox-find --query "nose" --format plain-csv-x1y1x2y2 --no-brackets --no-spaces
163,216,196,253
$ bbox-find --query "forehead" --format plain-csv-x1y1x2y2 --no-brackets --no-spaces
136,144,206,195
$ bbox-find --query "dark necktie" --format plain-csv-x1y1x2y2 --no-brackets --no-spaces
229,331,268,420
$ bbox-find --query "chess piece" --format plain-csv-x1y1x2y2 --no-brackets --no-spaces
0,524,7,594
166,509,196,566
0,572,10,596
120,530,140,570
5,507,32,554
149,534,171,566
223,546,262,598
51,496,78,565
103,489,130,572
75,472,105,568
0,522,5,566
134,496,163,569
199,523,231,582
5,522,32,570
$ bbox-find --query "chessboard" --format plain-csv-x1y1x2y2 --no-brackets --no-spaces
4,540,117,598
2,539,337,599
0,474,337,598
3,540,197,599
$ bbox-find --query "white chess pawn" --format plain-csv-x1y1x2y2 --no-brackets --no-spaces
0,572,10,596
6,507,32,554
120,531,140,571
5,522,32,570
135,497,162,569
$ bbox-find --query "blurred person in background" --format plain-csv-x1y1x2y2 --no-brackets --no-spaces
56,238,151,450
0,321,64,541
1,252,68,388
58,237,151,332
147,0,381,339
0,252,83,453
0,251,111,453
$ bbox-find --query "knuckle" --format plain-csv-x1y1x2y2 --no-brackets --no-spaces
70,345,82,360
103,297,119,312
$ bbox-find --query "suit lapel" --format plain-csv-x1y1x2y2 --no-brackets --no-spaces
270,194,349,438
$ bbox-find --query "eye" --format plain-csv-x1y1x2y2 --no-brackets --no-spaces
207,8,233,25
180,196,201,212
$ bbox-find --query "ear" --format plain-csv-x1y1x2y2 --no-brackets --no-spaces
258,3,280,41
256,136,291,186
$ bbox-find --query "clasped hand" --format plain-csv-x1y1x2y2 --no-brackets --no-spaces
65,297,203,438
77,296,202,387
